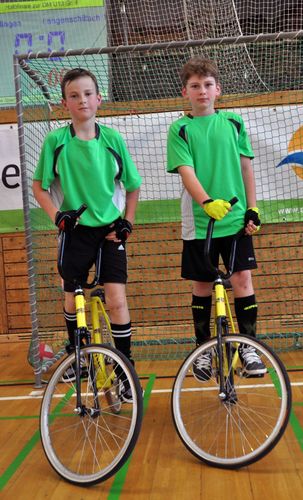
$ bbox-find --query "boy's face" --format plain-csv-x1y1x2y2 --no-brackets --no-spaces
182,74,221,116
62,76,101,122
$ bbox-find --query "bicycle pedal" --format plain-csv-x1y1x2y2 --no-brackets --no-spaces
238,370,266,379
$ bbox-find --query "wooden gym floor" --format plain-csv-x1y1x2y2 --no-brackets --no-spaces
0,343,303,500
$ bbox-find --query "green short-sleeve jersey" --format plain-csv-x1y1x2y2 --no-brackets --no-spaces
34,123,142,227
167,111,254,239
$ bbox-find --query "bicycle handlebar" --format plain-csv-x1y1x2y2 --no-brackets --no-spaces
74,203,88,218
57,204,102,289
204,197,245,280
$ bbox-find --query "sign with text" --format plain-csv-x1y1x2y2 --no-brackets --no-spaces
0,0,106,106
0,125,22,209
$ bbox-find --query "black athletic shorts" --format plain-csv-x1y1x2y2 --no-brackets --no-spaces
59,223,127,292
181,234,257,282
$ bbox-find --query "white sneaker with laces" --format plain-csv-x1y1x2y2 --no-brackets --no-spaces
61,354,88,382
239,344,266,376
192,350,212,382
119,381,133,403
119,379,144,404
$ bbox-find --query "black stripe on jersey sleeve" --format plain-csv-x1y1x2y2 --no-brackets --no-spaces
227,118,241,134
53,144,64,177
179,125,188,143
107,147,123,180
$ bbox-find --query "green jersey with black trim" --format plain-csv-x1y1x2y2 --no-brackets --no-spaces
34,123,142,227
167,111,254,239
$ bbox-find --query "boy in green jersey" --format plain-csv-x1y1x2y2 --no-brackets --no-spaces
167,57,266,380
33,68,142,401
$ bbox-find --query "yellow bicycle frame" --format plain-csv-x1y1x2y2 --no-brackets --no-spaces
214,282,226,318
90,294,115,390
75,289,115,390
75,290,87,328
213,283,239,372
90,295,113,345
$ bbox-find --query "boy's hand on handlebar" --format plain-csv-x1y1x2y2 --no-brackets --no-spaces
203,199,231,220
244,207,261,234
55,210,80,232
114,219,133,242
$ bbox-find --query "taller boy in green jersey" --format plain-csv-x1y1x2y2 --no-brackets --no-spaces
33,68,142,402
167,57,265,380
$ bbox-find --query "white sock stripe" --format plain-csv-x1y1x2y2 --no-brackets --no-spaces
111,332,132,338
111,327,131,334
64,311,77,321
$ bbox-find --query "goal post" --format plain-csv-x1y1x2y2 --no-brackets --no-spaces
14,32,303,386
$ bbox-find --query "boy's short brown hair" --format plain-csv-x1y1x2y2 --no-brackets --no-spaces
61,68,99,99
180,57,220,87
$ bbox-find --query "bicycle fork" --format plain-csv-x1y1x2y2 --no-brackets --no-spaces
74,288,100,417
214,280,236,403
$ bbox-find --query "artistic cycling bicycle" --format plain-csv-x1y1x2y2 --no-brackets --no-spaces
40,205,143,485
171,199,292,469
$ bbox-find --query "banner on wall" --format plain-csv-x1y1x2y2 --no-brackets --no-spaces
1,106,303,220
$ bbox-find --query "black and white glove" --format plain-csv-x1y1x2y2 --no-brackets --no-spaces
114,219,133,241
55,210,79,232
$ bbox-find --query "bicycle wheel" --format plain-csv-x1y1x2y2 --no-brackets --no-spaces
40,344,143,485
171,335,291,469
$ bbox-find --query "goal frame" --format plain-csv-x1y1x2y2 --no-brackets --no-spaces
14,31,303,387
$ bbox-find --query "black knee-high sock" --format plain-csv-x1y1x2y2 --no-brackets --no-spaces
191,295,212,345
64,309,77,349
234,295,258,337
111,322,133,364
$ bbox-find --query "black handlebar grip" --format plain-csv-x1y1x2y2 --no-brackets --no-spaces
229,197,238,206
75,204,87,217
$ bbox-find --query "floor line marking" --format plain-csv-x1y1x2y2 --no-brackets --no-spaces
1,380,303,401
